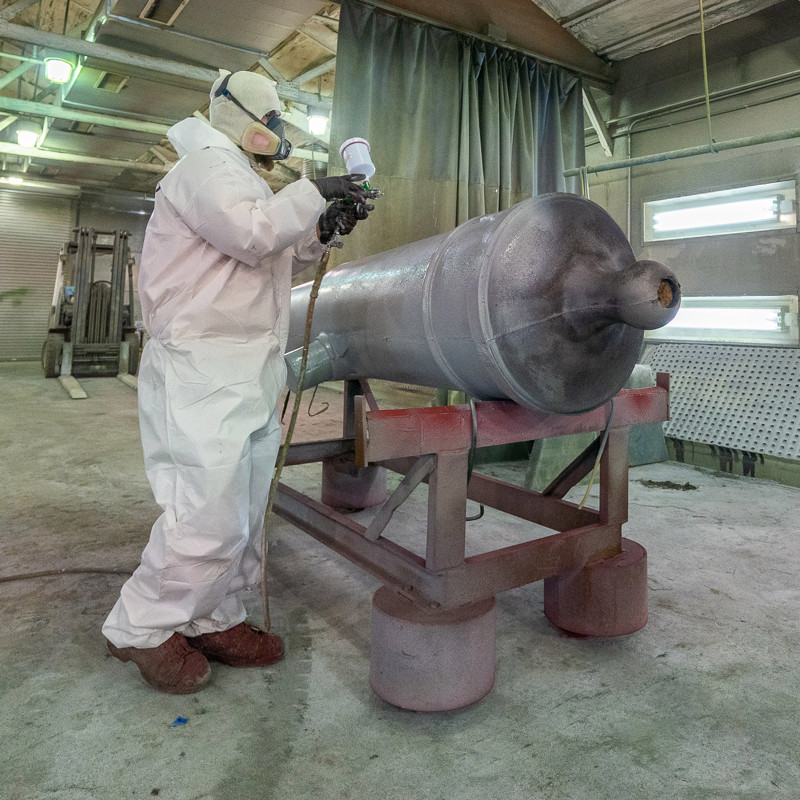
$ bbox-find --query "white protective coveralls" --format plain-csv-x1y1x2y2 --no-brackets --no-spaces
103,117,325,649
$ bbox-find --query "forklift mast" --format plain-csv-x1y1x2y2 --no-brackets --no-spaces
42,228,140,380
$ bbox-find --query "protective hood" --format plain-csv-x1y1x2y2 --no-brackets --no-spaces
209,69,282,151
167,117,239,160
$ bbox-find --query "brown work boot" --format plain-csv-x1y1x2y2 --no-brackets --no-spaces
187,623,285,667
107,633,211,694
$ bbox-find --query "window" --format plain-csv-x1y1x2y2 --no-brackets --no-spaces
643,180,797,242
645,295,800,346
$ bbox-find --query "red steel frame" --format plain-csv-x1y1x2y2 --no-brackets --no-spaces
274,374,670,611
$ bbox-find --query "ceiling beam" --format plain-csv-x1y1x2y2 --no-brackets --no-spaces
0,0,41,22
258,57,333,111
292,147,328,163
0,51,43,63
0,59,33,90
582,89,613,157
0,95,170,135
148,145,175,165
0,140,170,172
0,20,220,84
292,58,336,88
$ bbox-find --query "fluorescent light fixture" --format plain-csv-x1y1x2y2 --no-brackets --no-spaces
2,176,24,185
308,111,328,136
668,307,781,331
644,180,797,242
44,57,74,84
645,295,799,345
653,198,778,232
16,128,39,148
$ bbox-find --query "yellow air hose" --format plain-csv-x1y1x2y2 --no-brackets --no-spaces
260,246,332,631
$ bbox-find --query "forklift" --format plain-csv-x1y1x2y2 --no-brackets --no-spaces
42,228,140,384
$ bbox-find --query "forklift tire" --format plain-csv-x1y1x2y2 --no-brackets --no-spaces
42,333,64,378
124,332,140,375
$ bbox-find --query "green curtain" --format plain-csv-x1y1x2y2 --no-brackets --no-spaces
328,0,585,262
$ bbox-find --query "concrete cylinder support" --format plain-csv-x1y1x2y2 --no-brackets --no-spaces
370,587,496,711
321,455,387,510
543,537,648,637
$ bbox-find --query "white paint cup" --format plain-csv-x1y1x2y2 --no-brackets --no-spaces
339,137,375,179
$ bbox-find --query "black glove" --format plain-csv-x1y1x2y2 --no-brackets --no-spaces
318,199,374,244
311,174,368,202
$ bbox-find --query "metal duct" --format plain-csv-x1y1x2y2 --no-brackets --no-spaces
286,193,681,416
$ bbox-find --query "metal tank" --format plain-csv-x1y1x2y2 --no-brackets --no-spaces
285,192,680,415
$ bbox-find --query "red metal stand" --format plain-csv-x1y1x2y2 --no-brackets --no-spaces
276,375,670,710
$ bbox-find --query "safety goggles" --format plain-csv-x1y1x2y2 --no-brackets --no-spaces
213,74,293,160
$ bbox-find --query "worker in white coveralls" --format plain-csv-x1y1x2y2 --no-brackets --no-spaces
102,69,371,693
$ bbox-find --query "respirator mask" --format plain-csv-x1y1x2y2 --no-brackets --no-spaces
213,73,293,160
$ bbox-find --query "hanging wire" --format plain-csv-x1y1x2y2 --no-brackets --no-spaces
577,398,616,511
307,383,329,417
698,0,717,151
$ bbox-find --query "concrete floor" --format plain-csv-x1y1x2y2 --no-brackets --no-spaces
1,361,799,800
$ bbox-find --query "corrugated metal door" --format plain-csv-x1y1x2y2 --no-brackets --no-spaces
0,188,75,361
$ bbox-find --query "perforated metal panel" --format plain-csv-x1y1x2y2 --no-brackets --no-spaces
640,343,800,460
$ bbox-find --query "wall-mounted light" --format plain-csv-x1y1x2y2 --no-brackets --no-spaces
644,180,797,242
307,106,329,137
653,198,780,233
16,125,40,148
667,306,782,331
44,56,74,84
645,295,799,346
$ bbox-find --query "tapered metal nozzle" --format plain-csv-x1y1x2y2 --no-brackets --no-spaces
607,259,681,330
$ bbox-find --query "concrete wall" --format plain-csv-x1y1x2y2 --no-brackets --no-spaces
584,0,800,299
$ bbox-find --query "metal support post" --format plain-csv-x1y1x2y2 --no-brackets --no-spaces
107,231,127,347
425,449,469,571
321,380,387,510
71,229,92,348
600,426,630,533
342,379,360,438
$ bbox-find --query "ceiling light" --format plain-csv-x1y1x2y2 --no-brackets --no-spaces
307,108,329,137
44,57,74,84
16,127,39,148
2,176,24,185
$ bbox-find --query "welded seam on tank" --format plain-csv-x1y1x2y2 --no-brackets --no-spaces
484,300,657,341
474,203,543,405
421,222,476,393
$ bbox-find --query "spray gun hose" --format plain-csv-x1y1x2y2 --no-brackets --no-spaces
260,247,332,631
